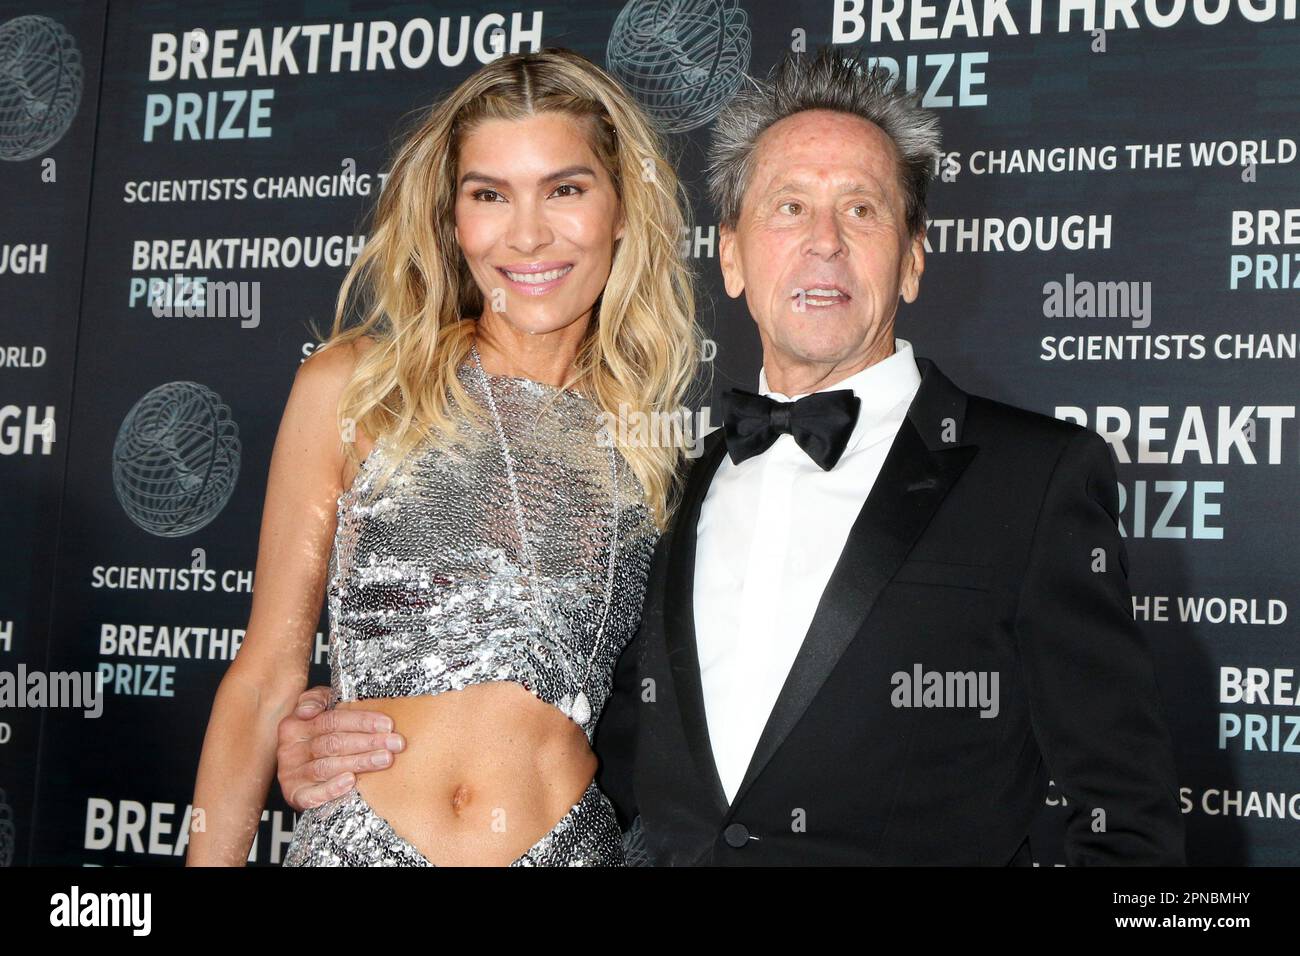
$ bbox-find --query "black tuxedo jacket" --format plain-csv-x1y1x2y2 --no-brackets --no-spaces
593,356,1186,865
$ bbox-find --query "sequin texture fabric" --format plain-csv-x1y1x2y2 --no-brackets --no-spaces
283,779,625,867
283,360,659,866
325,360,658,736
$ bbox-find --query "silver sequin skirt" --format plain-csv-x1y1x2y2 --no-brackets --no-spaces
282,779,625,867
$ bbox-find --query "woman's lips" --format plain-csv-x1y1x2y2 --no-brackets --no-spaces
496,263,574,297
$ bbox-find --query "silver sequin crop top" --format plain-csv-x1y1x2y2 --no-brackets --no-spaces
326,360,661,742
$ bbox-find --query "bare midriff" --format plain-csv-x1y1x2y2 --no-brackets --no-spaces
335,682,599,866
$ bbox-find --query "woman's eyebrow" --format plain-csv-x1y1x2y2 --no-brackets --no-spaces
459,165,597,188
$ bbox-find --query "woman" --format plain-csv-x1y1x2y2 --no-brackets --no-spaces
186,48,702,866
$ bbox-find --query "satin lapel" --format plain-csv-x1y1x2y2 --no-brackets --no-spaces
664,428,732,816
726,413,978,811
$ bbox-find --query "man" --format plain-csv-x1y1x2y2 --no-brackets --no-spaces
276,47,1185,865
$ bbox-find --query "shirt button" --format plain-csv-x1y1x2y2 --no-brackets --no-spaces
723,823,750,848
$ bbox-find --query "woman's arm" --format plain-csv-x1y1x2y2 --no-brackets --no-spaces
186,340,364,865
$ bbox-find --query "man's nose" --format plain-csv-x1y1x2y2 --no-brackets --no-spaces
506,199,553,254
803,207,845,259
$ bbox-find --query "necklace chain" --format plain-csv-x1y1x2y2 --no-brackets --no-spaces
470,343,621,726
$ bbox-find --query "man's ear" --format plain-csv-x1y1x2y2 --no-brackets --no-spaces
719,225,744,299
899,232,925,303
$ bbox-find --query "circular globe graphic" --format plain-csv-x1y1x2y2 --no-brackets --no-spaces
0,15,83,162
113,382,242,537
606,0,751,134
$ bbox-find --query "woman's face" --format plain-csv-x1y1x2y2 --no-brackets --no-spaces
454,111,624,337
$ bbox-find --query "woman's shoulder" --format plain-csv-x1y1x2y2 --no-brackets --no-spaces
314,331,380,362
297,334,380,391
296,334,384,459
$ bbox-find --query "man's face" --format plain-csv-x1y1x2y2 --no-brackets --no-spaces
719,109,925,378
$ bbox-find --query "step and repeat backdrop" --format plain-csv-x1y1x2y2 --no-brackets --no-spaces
1,0,1296,866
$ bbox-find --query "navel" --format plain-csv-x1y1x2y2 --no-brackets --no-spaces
450,783,472,815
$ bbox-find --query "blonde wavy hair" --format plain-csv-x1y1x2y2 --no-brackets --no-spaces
311,48,704,530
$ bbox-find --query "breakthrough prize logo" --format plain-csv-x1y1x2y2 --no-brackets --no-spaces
606,0,751,134
0,14,83,161
112,382,242,537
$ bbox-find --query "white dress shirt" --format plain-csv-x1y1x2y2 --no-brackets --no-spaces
694,338,923,804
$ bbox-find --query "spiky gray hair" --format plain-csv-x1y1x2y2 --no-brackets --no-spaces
707,47,943,237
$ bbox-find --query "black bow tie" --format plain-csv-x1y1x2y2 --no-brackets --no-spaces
721,387,861,471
